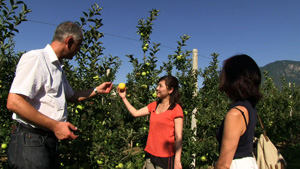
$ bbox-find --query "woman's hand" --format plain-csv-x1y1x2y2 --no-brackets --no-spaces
117,86,126,99
174,160,182,169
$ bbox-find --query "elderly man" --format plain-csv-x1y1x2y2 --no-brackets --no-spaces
6,21,113,169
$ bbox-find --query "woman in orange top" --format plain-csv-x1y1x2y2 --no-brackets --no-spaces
117,75,183,169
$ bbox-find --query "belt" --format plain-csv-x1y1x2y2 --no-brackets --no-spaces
18,123,56,137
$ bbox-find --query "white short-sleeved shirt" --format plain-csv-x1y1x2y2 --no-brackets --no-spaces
9,45,74,126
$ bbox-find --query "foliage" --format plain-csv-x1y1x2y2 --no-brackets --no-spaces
280,143,300,169
192,53,229,167
57,3,122,169
1,0,300,168
256,73,300,143
0,1,31,168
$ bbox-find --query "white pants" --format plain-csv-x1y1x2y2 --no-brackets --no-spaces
230,157,258,169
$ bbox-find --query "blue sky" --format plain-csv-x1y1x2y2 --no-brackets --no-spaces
13,0,300,84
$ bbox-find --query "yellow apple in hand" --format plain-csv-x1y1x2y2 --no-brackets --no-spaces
118,83,126,91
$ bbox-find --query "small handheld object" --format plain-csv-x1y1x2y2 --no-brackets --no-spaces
118,83,126,91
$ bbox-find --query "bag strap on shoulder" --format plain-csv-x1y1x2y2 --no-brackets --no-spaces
257,112,269,141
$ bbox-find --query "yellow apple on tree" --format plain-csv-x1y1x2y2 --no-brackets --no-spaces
177,55,183,60
97,160,103,165
143,46,148,51
118,163,123,168
141,84,147,88
76,105,83,110
201,155,207,162
93,75,99,80
1,143,7,149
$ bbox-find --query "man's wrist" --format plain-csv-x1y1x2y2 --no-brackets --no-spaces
93,87,98,94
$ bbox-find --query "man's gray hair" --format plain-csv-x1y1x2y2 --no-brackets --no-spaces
52,21,83,42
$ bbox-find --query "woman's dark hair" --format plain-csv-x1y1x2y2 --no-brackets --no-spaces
219,54,262,106
158,75,181,110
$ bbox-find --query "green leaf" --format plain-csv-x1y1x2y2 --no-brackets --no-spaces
10,0,14,5
80,17,85,23
3,10,8,16
16,1,24,4
83,11,88,17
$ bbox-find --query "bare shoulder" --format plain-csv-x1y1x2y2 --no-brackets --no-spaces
224,106,249,135
228,106,248,115
225,106,248,122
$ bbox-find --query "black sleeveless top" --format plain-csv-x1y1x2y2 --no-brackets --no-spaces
216,100,257,159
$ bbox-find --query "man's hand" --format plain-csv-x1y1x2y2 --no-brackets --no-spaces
52,122,78,140
96,82,113,94
68,82,113,102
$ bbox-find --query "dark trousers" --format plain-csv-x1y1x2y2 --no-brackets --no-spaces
7,123,58,169
145,152,175,169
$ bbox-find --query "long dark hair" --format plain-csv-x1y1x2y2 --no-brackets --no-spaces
219,54,262,106
158,75,181,110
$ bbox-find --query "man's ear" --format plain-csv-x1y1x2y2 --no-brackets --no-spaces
65,36,74,49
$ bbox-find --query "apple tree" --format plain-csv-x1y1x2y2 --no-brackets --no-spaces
257,72,300,143
0,0,31,165
56,4,122,169
193,53,229,167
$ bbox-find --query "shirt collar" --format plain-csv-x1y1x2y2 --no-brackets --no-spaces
45,44,60,63
45,44,64,66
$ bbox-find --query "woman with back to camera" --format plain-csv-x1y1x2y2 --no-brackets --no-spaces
215,54,262,169
117,75,183,169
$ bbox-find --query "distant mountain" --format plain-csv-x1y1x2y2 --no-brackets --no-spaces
260,60,300,88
